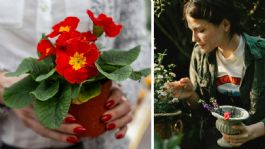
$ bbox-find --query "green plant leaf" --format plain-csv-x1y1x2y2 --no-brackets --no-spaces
5,58,50,78
96,59,120,72
154,133,163,149
35,69,56,82
166,135,182,149
3,76,38,108
31,80,59,101
71,84,80,99
72,82,101,104
129,68,151,80
95,63,133,81
100,46,140,66
93,25,104,37
34,83,72,129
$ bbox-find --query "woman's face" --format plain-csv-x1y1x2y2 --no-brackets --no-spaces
186,15,226,53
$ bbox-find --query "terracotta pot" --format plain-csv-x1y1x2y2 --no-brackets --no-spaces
211,105,249,148
69,80,112,137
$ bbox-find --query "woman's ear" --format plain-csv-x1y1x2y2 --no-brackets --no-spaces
222,19,231,32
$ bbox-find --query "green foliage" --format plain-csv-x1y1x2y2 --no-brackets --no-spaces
154,50,179,113
96,46,150,81
96,63,133,81
72,81,101,104
100,46,140,66
6,58,50,78
154,0,172,18
129,68,151,80
154,132,182,149
35,69,56,82
3,76,38,108
34,83,72,129
31,80,60,101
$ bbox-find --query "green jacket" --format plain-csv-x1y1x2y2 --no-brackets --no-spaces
190,33,265,125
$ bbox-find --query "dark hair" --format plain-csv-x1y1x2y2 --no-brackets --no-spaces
183,0,243,37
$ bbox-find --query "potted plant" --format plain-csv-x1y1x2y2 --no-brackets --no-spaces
212,105,249,147
154,50,183,139
199,99,250,147
3,9,150,137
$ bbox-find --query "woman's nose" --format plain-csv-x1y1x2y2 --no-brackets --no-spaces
192,32,199,42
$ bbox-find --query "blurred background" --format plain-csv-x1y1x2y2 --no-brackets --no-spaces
154,0,265,149
126,0,151,149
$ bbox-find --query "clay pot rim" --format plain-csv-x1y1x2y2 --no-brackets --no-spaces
211,105,249,121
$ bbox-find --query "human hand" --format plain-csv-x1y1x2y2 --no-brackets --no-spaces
101,86,132,139
13,106,87,144
222,123,263,147
164,77,195,100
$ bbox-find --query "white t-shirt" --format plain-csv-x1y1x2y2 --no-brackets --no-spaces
216,35,245,97
0,0,150,148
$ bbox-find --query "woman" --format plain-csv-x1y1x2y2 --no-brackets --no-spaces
0,0,150,148
166,0,265,148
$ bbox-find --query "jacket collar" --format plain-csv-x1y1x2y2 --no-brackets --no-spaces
243,33,263,60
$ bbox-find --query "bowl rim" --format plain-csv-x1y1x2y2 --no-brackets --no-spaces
211,105,249,121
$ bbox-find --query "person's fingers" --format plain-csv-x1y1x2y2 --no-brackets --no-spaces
165,81,182,89
56,123,87,135
229,134,249,143
101,98,131,123
179,77,190,83
63,114,77,123
20,111,80,144
225,133,249,145
106,113,132,131
115,125,128,139
105,88,123,109
232,125,247,134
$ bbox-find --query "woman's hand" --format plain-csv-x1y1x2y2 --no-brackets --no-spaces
13,106,86,144
164,77,199,103
223,122,265,147
101,86,132,139
164,77,194,99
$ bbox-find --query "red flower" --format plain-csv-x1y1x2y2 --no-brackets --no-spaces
224,112,231,120
87,9,122,37
55,31,82,48
55,40,100,84
48,17,80,38
56,31,97,48
82,31,97,42
37,39,55,61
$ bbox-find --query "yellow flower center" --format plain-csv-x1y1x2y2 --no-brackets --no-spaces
69,52,87,70
59,26,70,32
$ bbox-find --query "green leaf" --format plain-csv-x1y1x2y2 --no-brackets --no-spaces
6,58,50,78
34,83,72,129
129,68,151,80
100,46,141,66
166,135,182,149
71,84,80,99
96,63,133,81
35,69,56,82
93,25,104,37
3,76,38,108
31,80,59,101
154,133,163,149
72,82,101,104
